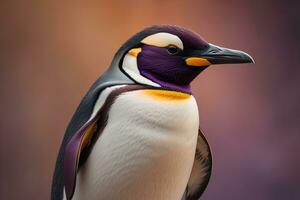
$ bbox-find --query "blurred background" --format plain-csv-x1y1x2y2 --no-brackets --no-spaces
1,0,299,199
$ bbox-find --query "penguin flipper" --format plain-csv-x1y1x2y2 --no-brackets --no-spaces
184,129,212,200
51,66,134,200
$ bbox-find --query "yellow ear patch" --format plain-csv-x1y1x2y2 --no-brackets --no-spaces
185,57,211,67
128,48,142,57
142,89,191,102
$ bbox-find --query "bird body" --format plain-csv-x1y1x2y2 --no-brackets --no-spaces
52,25,253,200
71,86,199,200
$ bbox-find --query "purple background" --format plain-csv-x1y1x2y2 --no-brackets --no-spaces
1,0,299,199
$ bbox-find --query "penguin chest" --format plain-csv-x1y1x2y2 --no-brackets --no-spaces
73,89,199,200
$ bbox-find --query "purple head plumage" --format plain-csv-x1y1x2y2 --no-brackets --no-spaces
120,25,254,93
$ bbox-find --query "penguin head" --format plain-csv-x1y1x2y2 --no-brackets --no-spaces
116,25,254,93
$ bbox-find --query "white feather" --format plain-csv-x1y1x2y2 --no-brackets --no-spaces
142,32,184,49
122,54,160,87
71,89,199,200
89,85,126,120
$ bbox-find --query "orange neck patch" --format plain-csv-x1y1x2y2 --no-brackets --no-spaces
142,89,191,101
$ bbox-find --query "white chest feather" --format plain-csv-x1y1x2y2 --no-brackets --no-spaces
71,89,199,200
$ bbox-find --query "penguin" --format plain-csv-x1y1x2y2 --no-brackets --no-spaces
51,25,254,200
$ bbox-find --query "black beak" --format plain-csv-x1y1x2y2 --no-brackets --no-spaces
185,43,254,67
201,43,254,64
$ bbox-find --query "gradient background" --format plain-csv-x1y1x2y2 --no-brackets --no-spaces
1,0,299,199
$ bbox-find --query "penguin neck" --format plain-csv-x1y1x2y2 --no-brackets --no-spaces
121,53,193,94
139,71,192,94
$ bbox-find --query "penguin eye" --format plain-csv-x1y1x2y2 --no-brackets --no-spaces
167,45,180,55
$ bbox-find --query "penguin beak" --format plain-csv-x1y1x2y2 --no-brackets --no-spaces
185,43,254,67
